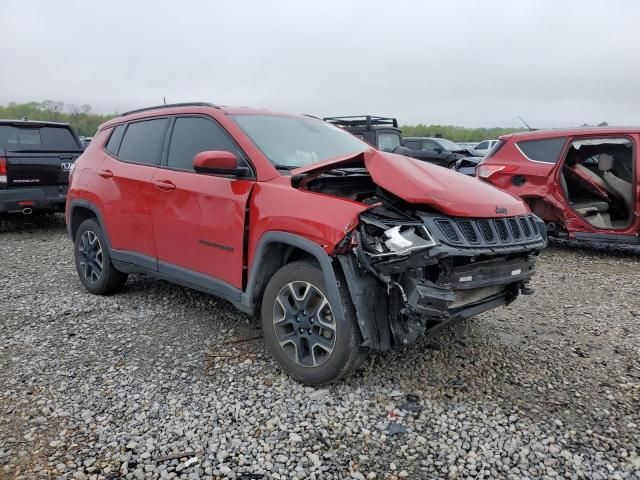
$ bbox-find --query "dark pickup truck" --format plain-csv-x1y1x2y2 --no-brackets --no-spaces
0,120,83,215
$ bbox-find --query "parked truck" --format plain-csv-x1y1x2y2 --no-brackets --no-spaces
0,120,83,216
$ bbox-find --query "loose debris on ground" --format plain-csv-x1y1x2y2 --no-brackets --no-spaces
1,215,639,479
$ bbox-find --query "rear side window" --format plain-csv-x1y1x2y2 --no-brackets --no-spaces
404,140,421,149
0,125,79,151
105,125,125,154
167,117,241,171
516,138,567,163
117,118,168,165
422,140,440,151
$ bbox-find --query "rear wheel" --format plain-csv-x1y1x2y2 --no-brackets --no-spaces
74,219,127,295
261,260,366,385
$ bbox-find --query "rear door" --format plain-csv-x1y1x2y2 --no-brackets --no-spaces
151,115,254,290
98,118,169,266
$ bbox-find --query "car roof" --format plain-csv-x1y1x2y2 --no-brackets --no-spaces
502,126,640,142
99,103,307,130
0,119,72,127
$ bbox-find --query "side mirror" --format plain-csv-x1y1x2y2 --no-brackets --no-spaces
434,147,443,154
192,151,250,177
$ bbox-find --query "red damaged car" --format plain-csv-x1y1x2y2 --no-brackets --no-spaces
66,103,546,384
477,127,638,247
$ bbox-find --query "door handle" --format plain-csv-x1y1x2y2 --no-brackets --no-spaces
154,180,176,191
98,169,113,178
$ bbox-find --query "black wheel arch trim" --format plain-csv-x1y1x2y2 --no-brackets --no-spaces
67,199,112,249
241,231,347,324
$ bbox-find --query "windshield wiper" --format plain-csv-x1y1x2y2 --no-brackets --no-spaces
273,164,299,170
322,167,368,176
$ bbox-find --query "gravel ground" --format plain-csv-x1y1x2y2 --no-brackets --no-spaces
1,215,639,480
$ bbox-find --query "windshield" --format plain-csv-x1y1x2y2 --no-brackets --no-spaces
434,138,463,151
231,114,369,167
0,125,80,151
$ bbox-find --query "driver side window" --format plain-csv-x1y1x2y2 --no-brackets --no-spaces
167,116,244,171
422,140,439,151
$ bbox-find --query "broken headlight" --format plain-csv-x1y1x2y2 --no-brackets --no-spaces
363,223,436,257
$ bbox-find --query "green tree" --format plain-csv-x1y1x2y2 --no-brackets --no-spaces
400,124,524,142
0,100,115,136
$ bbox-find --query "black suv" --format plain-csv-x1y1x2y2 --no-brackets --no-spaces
323,116,402,153
401,137,471,168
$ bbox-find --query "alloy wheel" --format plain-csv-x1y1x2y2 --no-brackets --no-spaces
78,231,103,283
273,281,336,367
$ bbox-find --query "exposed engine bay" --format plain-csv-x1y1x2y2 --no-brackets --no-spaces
297,168,547,351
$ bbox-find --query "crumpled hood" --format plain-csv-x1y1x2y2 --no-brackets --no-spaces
293,149,528,218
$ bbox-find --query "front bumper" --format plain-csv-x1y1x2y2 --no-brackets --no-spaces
339,212,547,351
0,186,67,213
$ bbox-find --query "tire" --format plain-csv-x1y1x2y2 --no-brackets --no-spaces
261,260,366,385
74,218,127,295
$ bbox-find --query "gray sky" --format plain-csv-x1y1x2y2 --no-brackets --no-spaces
1,0,639,127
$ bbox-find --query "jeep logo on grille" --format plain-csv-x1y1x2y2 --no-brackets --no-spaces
495,206,508,215
60,162,73,172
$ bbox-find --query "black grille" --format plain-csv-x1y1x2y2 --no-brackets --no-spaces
519,217,532,238
435,219,459,242
494,219,509,241
457,220,478,243
477,220,494,242
426,214,544,249
508,218,522,240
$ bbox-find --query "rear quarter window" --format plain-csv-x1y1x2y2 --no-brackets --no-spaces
516,138,567,163
105,125,125,155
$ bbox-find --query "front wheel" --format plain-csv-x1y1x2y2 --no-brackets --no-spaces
261,260,366,385
74,218,128,295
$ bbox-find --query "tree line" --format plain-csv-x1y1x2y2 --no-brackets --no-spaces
400,124,524,142
0,100,114,137
1,100,525,141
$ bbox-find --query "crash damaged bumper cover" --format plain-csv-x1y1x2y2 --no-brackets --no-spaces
338,212,547,350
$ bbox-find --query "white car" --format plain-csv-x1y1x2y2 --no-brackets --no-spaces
471,139,499,157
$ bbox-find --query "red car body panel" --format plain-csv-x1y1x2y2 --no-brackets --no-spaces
247,176,366,268
295,149,528,218
478,128,640,240
96,155,159,259
150,169,254,289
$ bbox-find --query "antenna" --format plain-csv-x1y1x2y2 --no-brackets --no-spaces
163,96,167,105
518,116,533,131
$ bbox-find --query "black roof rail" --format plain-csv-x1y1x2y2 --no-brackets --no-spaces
120,102,220,117
322,115,399,129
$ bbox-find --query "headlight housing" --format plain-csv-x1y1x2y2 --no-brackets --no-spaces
383,225,436,255
359,213,437,258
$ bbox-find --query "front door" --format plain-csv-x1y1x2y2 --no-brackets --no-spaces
151,116,254,290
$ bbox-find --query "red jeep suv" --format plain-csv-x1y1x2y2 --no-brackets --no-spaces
66,102,546,384
477,127,639,247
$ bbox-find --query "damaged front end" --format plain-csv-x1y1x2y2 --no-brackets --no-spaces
336,203,547,350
